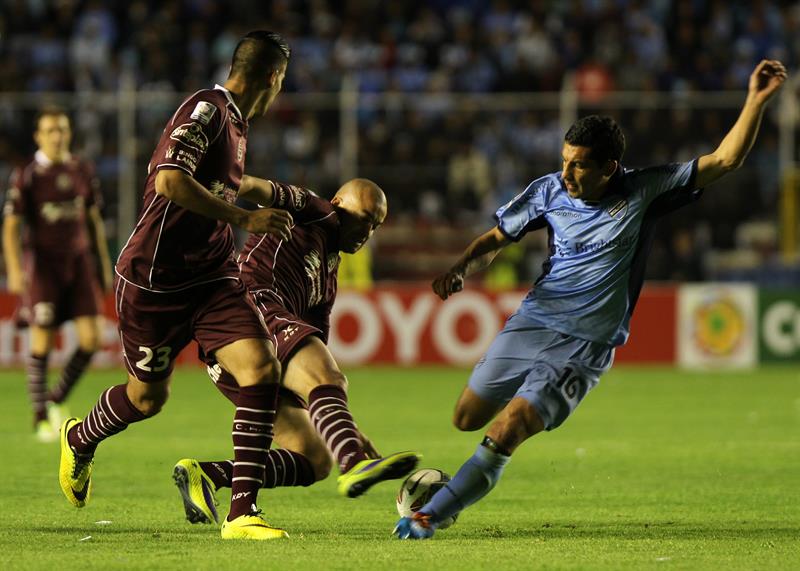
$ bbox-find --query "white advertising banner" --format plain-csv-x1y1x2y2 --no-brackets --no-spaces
677,283,758,369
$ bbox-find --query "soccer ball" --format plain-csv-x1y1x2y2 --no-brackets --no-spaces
396,468,458,530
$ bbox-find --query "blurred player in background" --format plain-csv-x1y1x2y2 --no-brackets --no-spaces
2,109,113,442
57,31,300,540
173,178,419,526
394,60,787,539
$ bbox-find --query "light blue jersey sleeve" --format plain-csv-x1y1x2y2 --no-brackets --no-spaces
633,160,698,207
494,175,556,241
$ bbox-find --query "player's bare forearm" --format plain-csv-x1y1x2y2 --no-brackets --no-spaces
433,226,509,300
696,60,787,188
155,169,292,238
1,215,24,293
238,175,276,207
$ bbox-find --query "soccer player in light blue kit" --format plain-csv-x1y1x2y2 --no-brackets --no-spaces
394,59,787,539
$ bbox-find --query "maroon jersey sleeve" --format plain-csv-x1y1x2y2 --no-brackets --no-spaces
270,182,334,223
4,167,29,218
154,96,226,178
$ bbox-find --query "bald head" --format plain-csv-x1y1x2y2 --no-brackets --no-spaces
331,178,387,253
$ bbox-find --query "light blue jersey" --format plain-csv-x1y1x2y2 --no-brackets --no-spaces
496,161,700,346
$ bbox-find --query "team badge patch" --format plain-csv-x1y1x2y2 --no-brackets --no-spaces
189,101,217,125
56,173,73,191
606,198,628,220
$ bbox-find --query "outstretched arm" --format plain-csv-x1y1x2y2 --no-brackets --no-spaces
696,59,787,188
432,226,510,300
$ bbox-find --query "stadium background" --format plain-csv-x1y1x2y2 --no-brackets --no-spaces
0,3,798,569
0,0,798,370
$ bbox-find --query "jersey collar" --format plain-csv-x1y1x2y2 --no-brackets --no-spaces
34,149,71,166
214,84,244,121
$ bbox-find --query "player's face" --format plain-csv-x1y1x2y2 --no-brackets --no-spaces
335,199,387,254
35,115,71,161
561,143,615,202
255,64,287,116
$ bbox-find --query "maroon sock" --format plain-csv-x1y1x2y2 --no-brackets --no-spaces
228,383,279,521
26,354,48,425
201,449,315,490
67,384,147,455
263,449,316,488
199,461,232,490
308,385,367,473
49,349,94,404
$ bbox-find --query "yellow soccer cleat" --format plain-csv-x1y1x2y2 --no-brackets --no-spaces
58,418,93,508
337,451,421,498
172,459,219,524
220,510,289,540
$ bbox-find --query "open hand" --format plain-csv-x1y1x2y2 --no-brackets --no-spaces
749,60,787,105
245,208,293,240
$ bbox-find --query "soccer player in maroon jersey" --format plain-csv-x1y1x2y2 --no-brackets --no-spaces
57,31,300,540
172,178,420,526
2,108,113,443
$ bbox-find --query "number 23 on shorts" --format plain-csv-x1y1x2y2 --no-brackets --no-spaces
135,346,173,373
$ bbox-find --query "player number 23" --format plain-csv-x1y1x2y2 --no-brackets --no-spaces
136,346,172,372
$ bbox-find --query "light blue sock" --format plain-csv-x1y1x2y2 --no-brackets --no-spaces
421,443,511,526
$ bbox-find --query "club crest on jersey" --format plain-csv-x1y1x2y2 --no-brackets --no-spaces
189,101,217,125
209,180,237,203
56,173,73,191
606,198,628,220
170,122,208,152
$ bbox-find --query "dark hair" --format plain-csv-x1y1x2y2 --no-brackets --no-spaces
564,115,625,163
230,30,291,79
34,106,69,130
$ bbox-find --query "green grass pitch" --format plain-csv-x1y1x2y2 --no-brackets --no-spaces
0,366,798,570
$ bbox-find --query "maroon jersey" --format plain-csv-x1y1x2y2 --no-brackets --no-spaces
4,151,100,256
238,183,341,340
116,85,248,291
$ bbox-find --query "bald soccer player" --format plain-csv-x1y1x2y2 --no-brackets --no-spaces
172,179,420,526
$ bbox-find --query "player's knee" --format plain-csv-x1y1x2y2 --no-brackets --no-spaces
325,370,348,391
130,386,170,416
240,355,282,386
309,449,333,482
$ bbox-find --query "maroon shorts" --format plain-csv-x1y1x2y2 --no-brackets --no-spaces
204,290,322,408
115,277,268,382
251,290,323,365
23,251,102,327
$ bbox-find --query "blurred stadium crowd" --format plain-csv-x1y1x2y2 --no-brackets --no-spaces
0,0,797,284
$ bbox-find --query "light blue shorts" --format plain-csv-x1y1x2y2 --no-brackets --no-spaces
468,312,615,430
